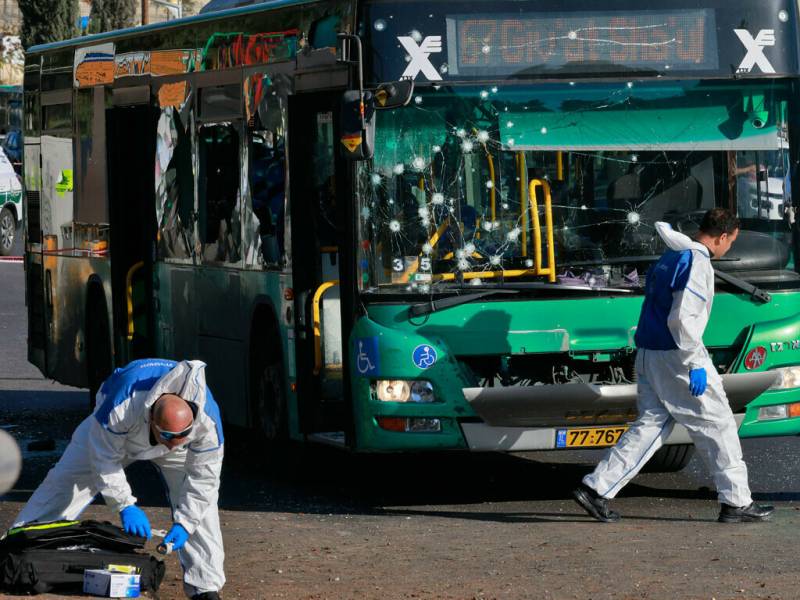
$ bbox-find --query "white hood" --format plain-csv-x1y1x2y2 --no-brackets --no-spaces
143,359,208,414
655,221,711,256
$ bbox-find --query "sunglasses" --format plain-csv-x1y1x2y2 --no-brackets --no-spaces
153,422,193,441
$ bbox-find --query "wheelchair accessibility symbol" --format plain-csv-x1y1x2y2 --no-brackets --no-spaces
355,337,380,376
412,344,437,370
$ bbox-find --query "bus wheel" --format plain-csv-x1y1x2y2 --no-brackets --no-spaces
0,207,15,256
252,344,287,443
644,444,694,473
86,289,112,412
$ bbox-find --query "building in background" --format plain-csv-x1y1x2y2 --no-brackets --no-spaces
129,0,202,27
0,0,21,34
0,0,23,85
0,37,23,85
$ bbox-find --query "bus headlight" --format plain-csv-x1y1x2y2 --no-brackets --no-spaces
410,381,435,403
769,367,800,390
376,380,410,402
758,404,788,420
374,380,436,403
758,402,800,421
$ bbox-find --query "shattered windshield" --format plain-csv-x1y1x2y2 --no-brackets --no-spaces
356,80,799,293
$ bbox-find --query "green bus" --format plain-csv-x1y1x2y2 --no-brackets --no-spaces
23,0,800,469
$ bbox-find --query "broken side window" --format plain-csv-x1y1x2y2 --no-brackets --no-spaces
244,73,288,268
198,122,241,264
156,107,195,260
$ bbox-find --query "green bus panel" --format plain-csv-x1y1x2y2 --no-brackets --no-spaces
349,291,800,450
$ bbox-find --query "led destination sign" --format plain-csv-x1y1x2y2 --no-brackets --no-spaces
446,10,719,75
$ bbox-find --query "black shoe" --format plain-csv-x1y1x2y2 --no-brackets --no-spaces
718,502,774,523
192,593,221,600
572,484,621,523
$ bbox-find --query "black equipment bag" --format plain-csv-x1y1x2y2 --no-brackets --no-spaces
0,520,165,594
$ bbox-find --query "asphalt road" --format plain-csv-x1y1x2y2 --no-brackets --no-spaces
1,260,800,600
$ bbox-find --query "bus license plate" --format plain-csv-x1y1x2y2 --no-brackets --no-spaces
556,426,628,448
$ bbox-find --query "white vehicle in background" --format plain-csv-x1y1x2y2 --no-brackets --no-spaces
741,175,787,221
0,147,22,255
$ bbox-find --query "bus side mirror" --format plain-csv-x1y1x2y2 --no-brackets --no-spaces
339,89,375,161
374,79,414,109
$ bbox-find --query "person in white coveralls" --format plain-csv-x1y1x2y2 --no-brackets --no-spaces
11,359,225,599
573,208,773,523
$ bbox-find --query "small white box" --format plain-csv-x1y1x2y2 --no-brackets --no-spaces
83,569,141,598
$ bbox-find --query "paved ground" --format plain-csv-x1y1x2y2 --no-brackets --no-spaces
2,259,800,600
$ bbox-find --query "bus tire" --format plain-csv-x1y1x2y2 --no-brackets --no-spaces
644,443,694,473
251,323,287,444
85,287,112,412
0,206,15,256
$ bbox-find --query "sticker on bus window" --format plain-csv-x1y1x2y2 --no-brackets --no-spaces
355,337,380,376
412,344,437,369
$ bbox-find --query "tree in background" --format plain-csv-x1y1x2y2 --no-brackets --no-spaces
19,0,77,48
89,0,136,33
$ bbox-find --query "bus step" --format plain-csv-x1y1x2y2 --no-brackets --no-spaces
307,431,346,447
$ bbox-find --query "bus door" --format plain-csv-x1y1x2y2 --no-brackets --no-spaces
288,92,351,436
194,78,247,426
106,92,158,364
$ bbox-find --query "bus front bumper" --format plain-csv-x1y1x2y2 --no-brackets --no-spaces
462,372,778,428
459,418,728,451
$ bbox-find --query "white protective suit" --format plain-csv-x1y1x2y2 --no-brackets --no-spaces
583,222,752,507
14,359,225,597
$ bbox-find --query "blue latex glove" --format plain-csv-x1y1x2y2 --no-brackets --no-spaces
164,523,189,551
120,505,151,539
689,368,707,397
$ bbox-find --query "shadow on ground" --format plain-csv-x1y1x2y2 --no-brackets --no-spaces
3,392,799,523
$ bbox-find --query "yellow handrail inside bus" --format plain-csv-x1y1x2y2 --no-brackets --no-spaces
528,179,557,282
313,280,339,375
435,269,540,282
126,261,145,341
486,151,496,223
402,218,450,279
516,152,528,257
556,151,564,181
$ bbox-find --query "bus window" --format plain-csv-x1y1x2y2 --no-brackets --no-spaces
74,87,109,228
198,123,241,264
312,111,337,249
41,103,71,132
735,149,791,223
156,108,195,260
358,81,798,292
199,85,241,121
248,128,284,266
245,74,287,268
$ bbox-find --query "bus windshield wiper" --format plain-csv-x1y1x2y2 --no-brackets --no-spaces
564,255,740,268
714,270,771,304
409,289,519,317
565,256,771,303
563,255,662,268
408,280,637,317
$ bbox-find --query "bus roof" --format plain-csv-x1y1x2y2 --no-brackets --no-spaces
27,0,315,55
